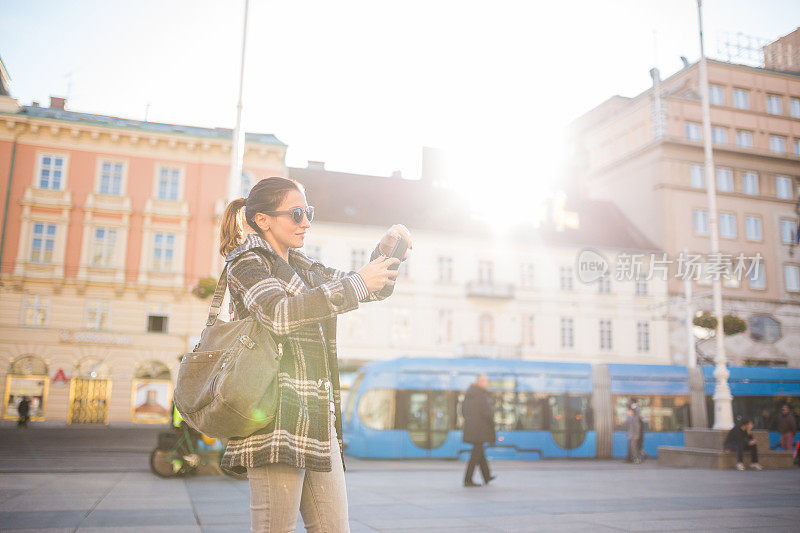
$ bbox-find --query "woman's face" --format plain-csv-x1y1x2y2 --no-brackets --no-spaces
254,189,311,251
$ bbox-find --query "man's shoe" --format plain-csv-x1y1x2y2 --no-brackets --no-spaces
749,463,764,471
464,480,481,487
735,462,745,471
485,475,497,484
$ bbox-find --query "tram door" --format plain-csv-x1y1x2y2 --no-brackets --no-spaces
405,390,452,457
549,394,590,456
68,378,111,424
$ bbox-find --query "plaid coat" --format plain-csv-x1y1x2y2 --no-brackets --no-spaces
220,233,388,473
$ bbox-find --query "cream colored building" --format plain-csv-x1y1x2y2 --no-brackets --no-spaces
569,30,800,367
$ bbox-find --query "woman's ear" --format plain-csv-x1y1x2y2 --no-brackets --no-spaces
253,212,270,233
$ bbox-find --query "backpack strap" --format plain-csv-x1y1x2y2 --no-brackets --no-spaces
206,265,229,326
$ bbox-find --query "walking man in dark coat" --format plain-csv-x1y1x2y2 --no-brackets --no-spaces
17,397,30,428
462,374,496,487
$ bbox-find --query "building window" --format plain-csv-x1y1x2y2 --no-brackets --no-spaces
736,130,753,148
21,294,49,327
37,154,65,190
711,126,727,145
709,84,725,106
520,262,535,289
685,122,701,141
85,299,110,331
785,265,800,292
795,139,800,156
769,135,786,154
742,172,759,195
521,315,535,346
693,209,708,235
599,319,613,351
791,98,800,119
99,161,124,195
91,227,117,267
733,88,749,109
392,309,410,343
152,232,175,272
559,266,573,291
147,314,169,333
241,171,253,198
744,216,762,241
560,317,574,349
437,256,453,283
776,176,793,199
156,166,181,201
478,313,494,344
30,223,56,263
598,274,611,294
478,260,493,284
766,94,782,115
637,322,650,352
748,315,781,343
690,164,705,189
781,219,797,245
635,278,648,296
437,309,453,344
350,249,366,271
716,168,733,192
719,213,737,239
749,260,766,290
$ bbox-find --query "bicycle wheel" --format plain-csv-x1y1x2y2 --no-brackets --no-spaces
150,448,181,478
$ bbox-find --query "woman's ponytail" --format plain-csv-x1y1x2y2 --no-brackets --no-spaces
219,197,247,257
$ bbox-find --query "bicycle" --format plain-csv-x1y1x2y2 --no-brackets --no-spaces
150,424,241,478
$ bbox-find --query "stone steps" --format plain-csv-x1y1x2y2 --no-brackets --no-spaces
658,429,796,470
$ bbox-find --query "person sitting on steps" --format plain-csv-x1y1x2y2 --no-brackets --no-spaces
724,418,763,471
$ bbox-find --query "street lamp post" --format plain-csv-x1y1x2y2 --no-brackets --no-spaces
227,0,250,202
696,0,733,430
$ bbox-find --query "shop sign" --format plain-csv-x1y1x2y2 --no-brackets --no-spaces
52,368,70,385
59,330,133,346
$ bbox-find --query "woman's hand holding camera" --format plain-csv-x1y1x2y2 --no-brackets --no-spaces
358,256,401,293
379,224,413,259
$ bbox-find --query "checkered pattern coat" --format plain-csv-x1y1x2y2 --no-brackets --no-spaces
220,233,388,473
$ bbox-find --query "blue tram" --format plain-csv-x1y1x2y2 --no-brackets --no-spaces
341,357,800,460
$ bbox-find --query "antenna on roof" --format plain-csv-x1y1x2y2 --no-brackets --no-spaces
144,102,151,122
715,30,768,67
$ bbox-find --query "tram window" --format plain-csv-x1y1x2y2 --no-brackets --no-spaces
357,389,396,430
343,373,364,424
612,395,690,432
730,396,800,430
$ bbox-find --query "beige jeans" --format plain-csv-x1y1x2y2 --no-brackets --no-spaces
247,415,349,533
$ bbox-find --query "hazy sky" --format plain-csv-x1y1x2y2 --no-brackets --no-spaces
0,0,797,208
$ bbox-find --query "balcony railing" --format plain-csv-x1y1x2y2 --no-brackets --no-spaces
456,343,521,359
465,281,515,299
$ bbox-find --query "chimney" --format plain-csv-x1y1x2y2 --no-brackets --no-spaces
307,161,325,170
31,101,40,107
49,96,66,110
680,56,690,68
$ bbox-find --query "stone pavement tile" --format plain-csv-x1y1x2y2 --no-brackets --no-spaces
348,520,380,532
78,527,202,533
625,515,796,532
0,494,100,512
80,508,198,527
201,525,249,533
192,500,250,516
348,504,443,521
196,512,250,526
0,510,86,529
0,529,75,533
92,496,191,510
357,516,478,530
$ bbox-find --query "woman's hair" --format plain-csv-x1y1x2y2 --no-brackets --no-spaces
219,176,304,256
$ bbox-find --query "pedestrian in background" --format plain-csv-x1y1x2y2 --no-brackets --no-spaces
462,374,496,487
625,403,642,464
724,418,763,471
776,403,797,451
217,176,410,533
16,397,30,428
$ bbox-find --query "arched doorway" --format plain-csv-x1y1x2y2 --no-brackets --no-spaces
131,361,172,423
68,359,111,424
3,355,49,421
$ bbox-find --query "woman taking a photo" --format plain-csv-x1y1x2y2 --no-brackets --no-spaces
218,176,410,533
